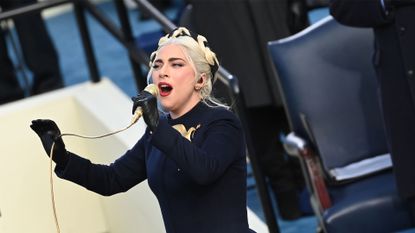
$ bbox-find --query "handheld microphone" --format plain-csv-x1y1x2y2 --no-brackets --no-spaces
131,84,159,124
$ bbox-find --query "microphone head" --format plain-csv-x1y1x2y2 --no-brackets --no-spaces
144,83,159,96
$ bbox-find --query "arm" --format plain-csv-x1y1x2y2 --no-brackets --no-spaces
31,119,149,196
329,0,391,27
56,136,149,196
151,116,245,185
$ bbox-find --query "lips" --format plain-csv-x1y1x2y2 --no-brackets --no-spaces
158,82,173,97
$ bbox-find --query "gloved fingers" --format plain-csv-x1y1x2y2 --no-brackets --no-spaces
30,120,40,133
132,96,148,105
40,119,59,131
30,119,47,135
133,90,154,102
131,92,153,114
47,121,61,138
131,97,139,114
30,119,61,137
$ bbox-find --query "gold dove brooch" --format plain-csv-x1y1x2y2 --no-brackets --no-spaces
172,124,201,141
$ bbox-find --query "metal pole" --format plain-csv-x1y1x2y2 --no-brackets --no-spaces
80,0,149,66
133,0,176,32
0,0,70,21
113,0,147,91
73,0,100,82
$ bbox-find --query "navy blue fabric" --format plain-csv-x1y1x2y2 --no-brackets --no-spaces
324,172,412,233
268,16,387,171
55,102,253,233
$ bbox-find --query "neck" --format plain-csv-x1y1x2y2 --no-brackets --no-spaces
170,100,201,119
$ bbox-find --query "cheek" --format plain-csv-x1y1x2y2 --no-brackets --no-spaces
178,78,196,92
151,72,160,83
182,71,197,85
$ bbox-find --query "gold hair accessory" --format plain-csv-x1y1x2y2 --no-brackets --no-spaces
149,27,219,80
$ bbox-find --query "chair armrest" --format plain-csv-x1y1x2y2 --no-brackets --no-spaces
282,132,332,210
282,132,308,156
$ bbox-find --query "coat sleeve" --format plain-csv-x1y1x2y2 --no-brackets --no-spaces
150,115,245,185
329,0,392,27
54,135,148,196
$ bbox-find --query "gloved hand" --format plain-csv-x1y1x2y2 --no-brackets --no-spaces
132,90,159,132
30,119,69,166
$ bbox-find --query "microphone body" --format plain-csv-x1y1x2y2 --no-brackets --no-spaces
131,84,159,124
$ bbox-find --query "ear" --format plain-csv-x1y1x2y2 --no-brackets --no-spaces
195,73,207,91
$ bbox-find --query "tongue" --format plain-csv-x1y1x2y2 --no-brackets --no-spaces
160,87,172,96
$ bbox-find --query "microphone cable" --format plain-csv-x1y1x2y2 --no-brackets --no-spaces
48,83,158,232
48,120,137,233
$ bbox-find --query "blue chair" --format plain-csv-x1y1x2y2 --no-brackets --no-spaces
267,16,414,233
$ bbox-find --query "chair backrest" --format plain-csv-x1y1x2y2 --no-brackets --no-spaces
268,16,388,173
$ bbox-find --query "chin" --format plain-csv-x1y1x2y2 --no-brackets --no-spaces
159,103,172,113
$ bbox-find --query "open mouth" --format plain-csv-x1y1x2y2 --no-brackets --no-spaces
158,82,173,97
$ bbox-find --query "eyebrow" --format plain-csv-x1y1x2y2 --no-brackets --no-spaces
154,57,185,63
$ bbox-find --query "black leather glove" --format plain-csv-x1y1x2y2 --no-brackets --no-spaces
132,90,159,132
30,119,69,166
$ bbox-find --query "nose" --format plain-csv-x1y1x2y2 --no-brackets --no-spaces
158,66,168,79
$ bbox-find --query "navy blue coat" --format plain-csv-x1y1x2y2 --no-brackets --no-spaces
330,0,415,199
55,102,254,233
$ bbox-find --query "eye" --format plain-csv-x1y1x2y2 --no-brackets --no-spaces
152,63,161,70
172,63,184,68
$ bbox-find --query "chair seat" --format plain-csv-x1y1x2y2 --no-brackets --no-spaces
324,171,413,233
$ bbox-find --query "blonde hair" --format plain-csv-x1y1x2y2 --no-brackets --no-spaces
147,27,228,109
